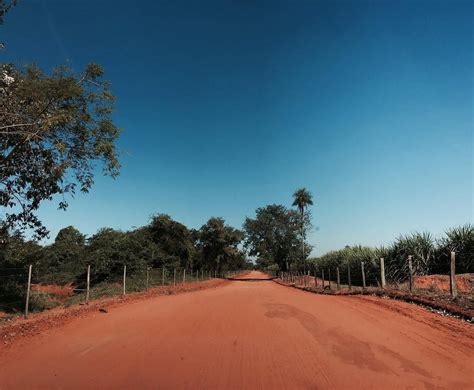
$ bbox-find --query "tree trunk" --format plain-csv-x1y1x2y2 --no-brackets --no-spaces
301,208,305,271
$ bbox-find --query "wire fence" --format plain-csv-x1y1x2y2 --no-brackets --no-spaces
271,252,471,301
0,263,243,319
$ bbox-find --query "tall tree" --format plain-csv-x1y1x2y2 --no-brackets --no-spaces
243,204,309,271
37,226,86,283
0,63,121,238
196,217,244,272
146,214,195,269
292,188,313,265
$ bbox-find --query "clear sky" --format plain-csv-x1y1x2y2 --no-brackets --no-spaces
2,0,472,255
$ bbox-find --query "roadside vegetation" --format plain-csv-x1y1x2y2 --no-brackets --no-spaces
0,215,251,313
306,225,473,287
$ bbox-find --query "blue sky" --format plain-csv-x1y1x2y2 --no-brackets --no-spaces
2,0,472,255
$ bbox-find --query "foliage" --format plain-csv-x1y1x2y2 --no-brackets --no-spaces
243,204,311,271
195,217,245,272
310,245,379,286
436,224,473,274
0,227,41,312
292,188,314,215
84,228,153,284
383,232,436,282
311,226,473,285
0,0,16,29
36,226,86,283
0,63,121,238
29,290,60,312
292,187,314,261
146,214,195,269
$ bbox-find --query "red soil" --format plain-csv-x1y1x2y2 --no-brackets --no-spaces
31,283,75,301
414,273,473,294
0,271,472,389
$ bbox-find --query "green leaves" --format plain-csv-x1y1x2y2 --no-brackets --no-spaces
196,217,245,272
243,204,309,271
292,188,314,214
0,63,121,238
310,225,473,284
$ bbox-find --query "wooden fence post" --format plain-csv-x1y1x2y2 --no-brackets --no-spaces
336,267,340,290
162,268,165,285
24,264,32,318
408,255,413,293
450,251,457,299
146,267,149,291
183,268,186,284
380,257,386,289
123,265,127,295
361,262,366,289
322,269,325,288
86,264,90,303
328,269,331,289
173,268,176,286
348,264,352,290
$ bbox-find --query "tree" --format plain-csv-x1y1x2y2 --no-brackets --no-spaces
37,226,86,283
0,62,121,238
0,227,42,311
146,214,195,269
0,1,16,40
292,188,313,265
243,204,310,271
85,227,156,283
196,217,244,272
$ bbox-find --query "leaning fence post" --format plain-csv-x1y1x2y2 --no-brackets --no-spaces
348,264,352,290
86,264,91,303
336,267,340,290
380,257,386,289
173,268,176,286
123,265,127,295
361,262,366,289
450,251,457,299
408,255,413,293
146,267,149,291
24,264,32,318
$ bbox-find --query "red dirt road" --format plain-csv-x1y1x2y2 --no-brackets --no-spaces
0,271,472,389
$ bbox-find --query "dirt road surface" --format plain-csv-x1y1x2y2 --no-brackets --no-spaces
0,271,472,389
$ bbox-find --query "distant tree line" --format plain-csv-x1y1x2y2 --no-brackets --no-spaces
0,214,250,283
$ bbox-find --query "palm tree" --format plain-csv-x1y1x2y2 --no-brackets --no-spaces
292,188,313,267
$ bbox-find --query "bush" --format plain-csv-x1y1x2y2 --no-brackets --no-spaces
436,224,473,274
28,291,60,312
310,225,473,286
